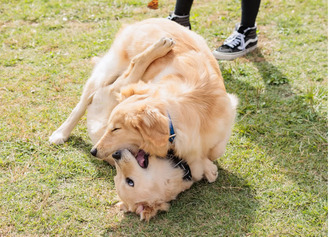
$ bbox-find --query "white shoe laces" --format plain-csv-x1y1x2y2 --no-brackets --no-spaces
223,31,245,50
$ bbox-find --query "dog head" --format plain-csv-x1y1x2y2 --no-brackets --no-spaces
91,91,170,161
113,149,193,221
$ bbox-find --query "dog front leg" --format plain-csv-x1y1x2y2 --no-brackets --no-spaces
189,157,218,183
49,49,127,145
49,80,96,144
203,158,219,183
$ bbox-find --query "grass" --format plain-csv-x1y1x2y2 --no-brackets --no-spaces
0,0,327,236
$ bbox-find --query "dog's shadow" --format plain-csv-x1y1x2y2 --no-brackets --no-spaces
165,168,258,230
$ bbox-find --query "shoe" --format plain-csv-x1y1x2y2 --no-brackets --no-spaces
167,12,191,30
212,24,258,60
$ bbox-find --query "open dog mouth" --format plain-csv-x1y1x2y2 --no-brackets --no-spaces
135,149,149,169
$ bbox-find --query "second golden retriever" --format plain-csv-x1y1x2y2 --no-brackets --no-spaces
113,149,193,221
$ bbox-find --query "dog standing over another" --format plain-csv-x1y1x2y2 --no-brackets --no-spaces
87,19,238,183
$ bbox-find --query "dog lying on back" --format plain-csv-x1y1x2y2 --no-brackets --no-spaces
113,149,193,221
49,18,237,220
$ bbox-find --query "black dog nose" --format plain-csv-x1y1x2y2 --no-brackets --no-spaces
112,150,121,160
90,148,97,157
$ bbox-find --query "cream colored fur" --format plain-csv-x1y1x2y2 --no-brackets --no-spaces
114,149,193,221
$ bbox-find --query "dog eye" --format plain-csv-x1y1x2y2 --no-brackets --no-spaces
111,127,121,132
126,178,134,187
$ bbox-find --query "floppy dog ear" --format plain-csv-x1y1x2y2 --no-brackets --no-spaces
118,82,150,102
135,106,169,149
136,202,170,221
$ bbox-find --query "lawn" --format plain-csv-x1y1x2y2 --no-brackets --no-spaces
0,0,327,236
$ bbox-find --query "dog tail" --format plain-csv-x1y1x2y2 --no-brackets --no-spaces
227,93,239,110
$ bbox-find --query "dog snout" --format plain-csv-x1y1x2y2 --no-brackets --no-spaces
90,148,97,157
112,150,122,160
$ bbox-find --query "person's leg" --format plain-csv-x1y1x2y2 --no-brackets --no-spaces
167,0,194,29
213,0,261,60
174,0,194,16
240,0,261,28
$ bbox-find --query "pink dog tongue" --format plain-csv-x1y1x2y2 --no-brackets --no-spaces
136,150,146,168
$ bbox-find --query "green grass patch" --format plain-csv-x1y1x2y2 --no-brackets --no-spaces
0,0,327,236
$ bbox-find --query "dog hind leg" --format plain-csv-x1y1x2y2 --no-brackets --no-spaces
110,37,175,90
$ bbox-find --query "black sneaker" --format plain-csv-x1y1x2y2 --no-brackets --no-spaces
213,24,258,60
167,12,191,30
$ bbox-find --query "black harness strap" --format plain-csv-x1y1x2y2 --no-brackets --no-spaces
166,149,192,181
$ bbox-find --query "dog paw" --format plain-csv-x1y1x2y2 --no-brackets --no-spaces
153,37,175,56
91,56,101,65
159,37,175,48
116,202,129,212
49,131,67,145
204,161,218,183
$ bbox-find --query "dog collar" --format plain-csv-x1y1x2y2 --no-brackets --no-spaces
168,112,176,143
167,149,192,181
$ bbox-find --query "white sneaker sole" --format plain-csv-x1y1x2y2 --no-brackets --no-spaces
212,44,257,61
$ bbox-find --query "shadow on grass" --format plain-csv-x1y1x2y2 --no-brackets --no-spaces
103,168,258,236
67,136,92,154
225,49,327,189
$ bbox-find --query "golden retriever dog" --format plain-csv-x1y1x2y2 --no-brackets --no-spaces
88,21,238,183
49,19,177,161
113,149,193,221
